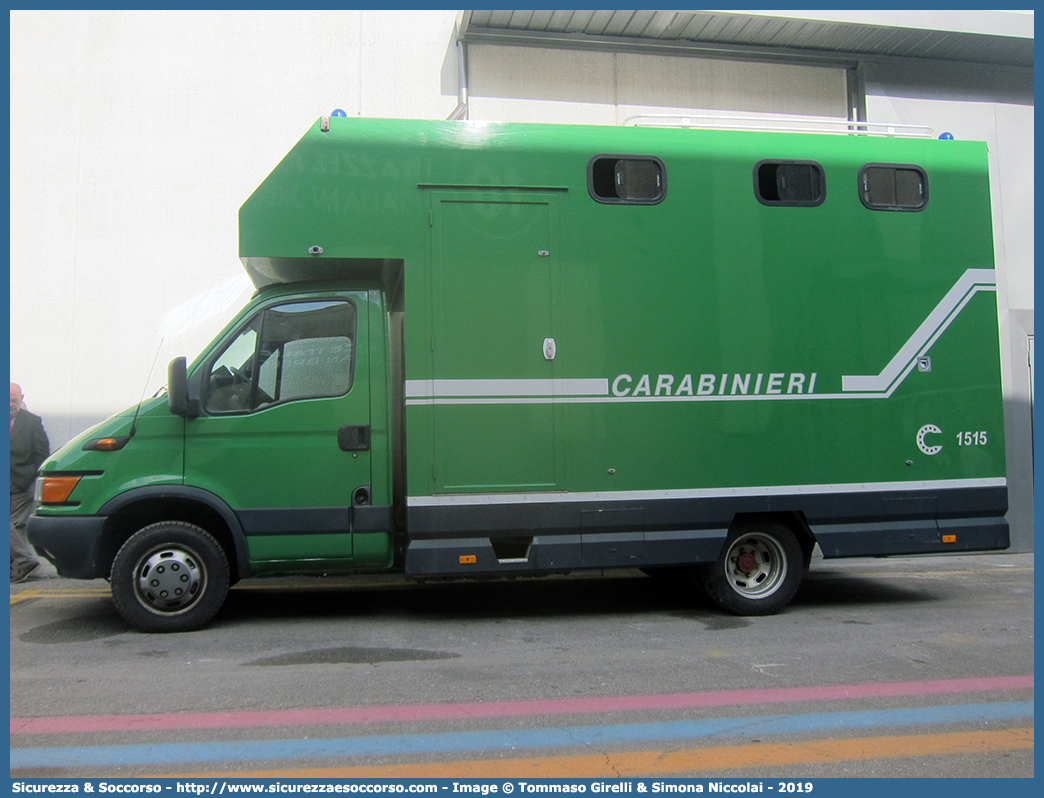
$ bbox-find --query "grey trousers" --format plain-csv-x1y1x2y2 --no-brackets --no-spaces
10,488,40,573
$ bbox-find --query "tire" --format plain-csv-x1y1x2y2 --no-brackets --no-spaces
110,521,230,633
695,522,803,616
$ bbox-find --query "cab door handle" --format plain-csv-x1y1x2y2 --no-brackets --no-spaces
339,425,370,451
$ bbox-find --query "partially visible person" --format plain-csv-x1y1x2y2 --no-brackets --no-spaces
10,382,50,582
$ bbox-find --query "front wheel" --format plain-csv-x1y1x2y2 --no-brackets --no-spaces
695,522,803,616
111,521,230,633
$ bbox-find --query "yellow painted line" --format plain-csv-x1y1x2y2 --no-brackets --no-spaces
10,588,111,605
822,567,1033,579
10,590,44,605
228,581,407,592
167,727,1033,779
11,566,1030,604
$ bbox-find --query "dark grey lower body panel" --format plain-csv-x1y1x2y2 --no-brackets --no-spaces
813,515,1010,558
405,528,728,577
404,485,1009,578
236,505,393,536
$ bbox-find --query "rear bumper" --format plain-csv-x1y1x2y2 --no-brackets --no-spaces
26,514,109,579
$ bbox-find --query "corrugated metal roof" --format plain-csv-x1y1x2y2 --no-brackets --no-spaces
458,10,1033,68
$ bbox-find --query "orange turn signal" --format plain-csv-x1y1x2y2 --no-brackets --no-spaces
82,436,130,451
459,555,477,564
40,476,82,504
942,535,957,544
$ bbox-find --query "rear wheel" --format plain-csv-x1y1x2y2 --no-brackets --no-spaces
695,522,803,615
111,521,229,633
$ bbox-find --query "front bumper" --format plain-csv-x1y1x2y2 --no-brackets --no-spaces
26,514,109,579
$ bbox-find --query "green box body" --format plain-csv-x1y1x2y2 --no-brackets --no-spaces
30,117,1008,585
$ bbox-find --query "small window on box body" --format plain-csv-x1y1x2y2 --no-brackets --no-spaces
589,155,666,204
860,164,928,211
754,160,826,207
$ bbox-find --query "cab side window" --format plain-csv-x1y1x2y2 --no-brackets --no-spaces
205,300,356,414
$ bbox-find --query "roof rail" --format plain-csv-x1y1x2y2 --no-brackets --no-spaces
623,113,934,138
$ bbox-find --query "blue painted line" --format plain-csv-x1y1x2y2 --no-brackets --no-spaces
10,700,1033,769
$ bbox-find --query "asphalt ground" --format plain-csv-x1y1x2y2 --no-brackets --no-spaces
9,550,1034,779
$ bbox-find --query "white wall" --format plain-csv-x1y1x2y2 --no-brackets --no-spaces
467,44,847,124
10,9,460,448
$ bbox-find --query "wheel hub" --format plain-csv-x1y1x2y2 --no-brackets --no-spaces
725,532,787,599
135,548,204,612
736,550,760,575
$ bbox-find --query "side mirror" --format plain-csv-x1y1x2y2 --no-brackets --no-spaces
167,357,198,417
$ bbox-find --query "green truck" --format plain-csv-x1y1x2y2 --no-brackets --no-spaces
28,117,1008,632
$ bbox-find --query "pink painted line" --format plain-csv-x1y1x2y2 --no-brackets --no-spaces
10,674,1032,736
